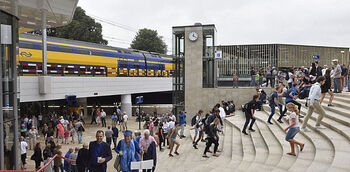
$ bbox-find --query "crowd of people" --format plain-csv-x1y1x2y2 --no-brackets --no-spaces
241,59,349,156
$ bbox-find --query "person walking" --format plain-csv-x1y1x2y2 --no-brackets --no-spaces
69,147,79,172
111,124,119,150
122,112,128,132
192,110,203,146
250,67,257,87
111,112,118,125
53,144,63,172
202,118,221,158
64,148,73,172
242,95,259,135
320,69,334,106
31,142,43,170
75,120,85,144
280,83,303,123
76,143,89,172
284,103,305,156
20,136,28,170
105,126,113,146
332,59,342,93
267,86,284,124
28,126,38,150
88,130,112,172
90,108,97,125
302,76,327,132
168,122,181,157
100,109,107,127
178,111,186,138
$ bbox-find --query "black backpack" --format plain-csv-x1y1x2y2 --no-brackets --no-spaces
191,115,198,126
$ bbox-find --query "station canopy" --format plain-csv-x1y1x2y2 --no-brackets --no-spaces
0,0,79,33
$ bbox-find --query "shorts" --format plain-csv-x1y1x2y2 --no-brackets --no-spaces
21,153,26,164
171,138,177,143
194,128,199,136
285,127,300,141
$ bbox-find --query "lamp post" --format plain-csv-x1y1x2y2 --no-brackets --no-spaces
341,51,345,64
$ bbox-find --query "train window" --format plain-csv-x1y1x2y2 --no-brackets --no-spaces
76,48,90,55
60,46,74,53
20,41,35,49
92,50,104,56
47,44,56,51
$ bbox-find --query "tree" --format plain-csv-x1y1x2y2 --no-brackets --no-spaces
32,7,108,45
130,28,167,54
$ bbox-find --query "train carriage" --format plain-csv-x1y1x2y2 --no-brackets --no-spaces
18,33,173,77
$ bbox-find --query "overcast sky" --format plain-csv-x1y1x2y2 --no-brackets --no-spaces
78,0,350,54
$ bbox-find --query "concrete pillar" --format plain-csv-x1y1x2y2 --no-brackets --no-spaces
121,94,132,117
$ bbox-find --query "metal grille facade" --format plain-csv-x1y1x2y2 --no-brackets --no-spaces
216,44,349,79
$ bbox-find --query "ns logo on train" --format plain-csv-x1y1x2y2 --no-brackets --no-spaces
20,52,32,57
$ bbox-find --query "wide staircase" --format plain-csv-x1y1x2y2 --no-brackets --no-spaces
156,92,350,172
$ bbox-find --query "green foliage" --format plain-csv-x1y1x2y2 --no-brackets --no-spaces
130,28,167,54
33,7,108,45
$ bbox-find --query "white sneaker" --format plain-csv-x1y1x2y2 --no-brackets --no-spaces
316,125,326,129
302,128,311,132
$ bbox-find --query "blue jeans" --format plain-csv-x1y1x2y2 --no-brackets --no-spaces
77,131,83,144
250,76,256,86
334,78,341,93
268,103,283,123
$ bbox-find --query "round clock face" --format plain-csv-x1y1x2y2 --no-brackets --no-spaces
189,31,198,41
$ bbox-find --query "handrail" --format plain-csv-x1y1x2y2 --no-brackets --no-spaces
36,154,67,172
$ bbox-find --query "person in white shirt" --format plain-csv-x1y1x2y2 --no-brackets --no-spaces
20,136,28,169
321,65,328,76
284,103,304,156
169,114,176,122
122,112,128,131
302,76,327,132
100,109,107,127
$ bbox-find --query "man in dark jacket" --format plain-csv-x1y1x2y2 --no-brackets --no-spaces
88,130,112,172
76,143,89,172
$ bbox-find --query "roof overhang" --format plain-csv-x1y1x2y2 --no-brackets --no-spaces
0,0,79,32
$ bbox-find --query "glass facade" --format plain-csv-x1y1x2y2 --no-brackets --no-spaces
0,10,19,170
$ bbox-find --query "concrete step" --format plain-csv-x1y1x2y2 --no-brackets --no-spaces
254,117,284,171
247,121,270,171
209,122,234,172
323,98,350,110
259,109,316,172
226,114,256,171
327,95,350,104
263,105,335,171
254,110,298,171
296,106,350,171
228,120,244,169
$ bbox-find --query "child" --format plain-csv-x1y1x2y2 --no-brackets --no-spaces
284,102,305,156
70,125,75,144
64,129,70,144
233,74,238,88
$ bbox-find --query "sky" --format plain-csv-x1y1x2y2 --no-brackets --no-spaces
78,0,350,54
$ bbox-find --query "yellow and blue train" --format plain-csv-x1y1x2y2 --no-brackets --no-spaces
18,33,174,77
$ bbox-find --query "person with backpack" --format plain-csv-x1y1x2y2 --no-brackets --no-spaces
242,95,259,135
267,86,284,124
280,83,303,123
193,113,208,149
191,110,203,146
202,118,221,158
